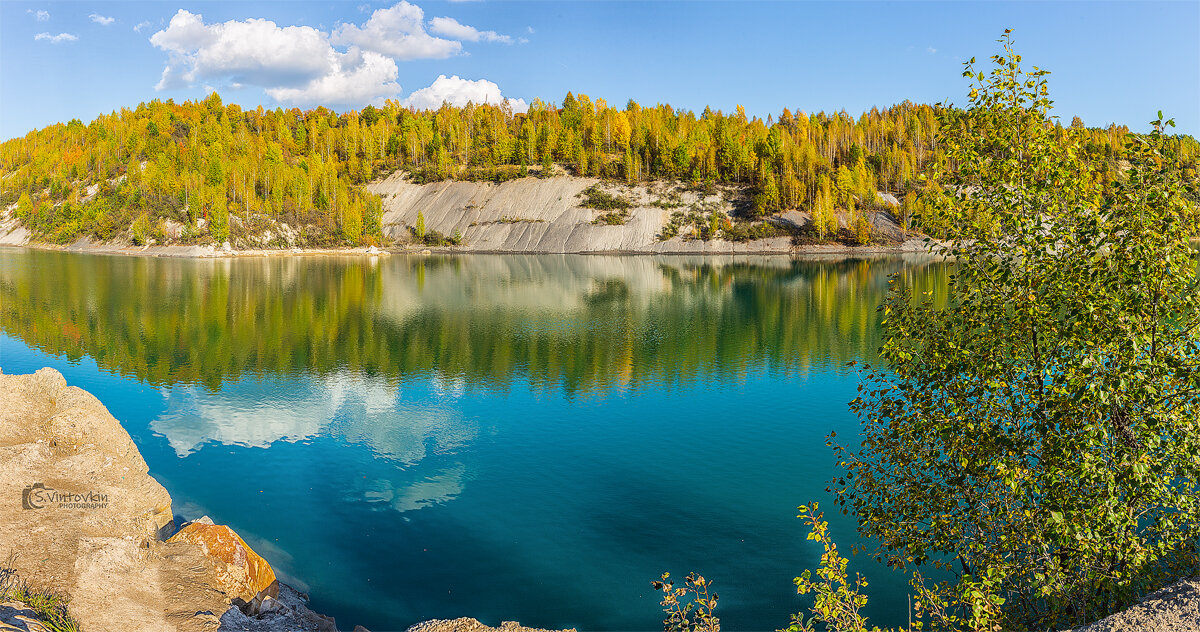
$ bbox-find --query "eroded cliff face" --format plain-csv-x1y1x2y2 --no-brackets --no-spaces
0,369,334,632
367,173,911,254
5,173,912,256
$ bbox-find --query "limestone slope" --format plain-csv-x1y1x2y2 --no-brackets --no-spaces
367,173,908,254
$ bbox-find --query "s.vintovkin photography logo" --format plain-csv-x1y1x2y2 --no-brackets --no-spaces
21,483,108,510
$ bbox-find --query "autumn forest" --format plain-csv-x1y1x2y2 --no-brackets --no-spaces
1,92,1197,248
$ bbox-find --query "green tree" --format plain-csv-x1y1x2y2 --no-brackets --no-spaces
812,175,838,240
830,32,1200,630
343,202,363,245
415,211,426,240
15,193,33,223
209,189,229,244
754,171,780,216
131,212,151,246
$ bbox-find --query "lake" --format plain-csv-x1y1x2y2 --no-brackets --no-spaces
0,249,947,631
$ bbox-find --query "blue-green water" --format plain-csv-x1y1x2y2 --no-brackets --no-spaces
0,250,945,631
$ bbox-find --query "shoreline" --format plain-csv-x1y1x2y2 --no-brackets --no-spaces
0,237,934,259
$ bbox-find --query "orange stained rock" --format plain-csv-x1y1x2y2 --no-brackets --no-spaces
168,522,279,605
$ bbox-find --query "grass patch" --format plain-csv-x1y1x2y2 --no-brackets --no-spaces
470,216,545,227
495,216,544,224
648,191,685,210
0,562,80,632
577,185,632,212
592,212,628,226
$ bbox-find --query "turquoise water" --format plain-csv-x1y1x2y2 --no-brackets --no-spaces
0,250,945,631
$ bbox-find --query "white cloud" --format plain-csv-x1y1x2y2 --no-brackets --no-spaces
402,74,528,112
89,13,115,26
149,9,400,106
133,21,152,32
28,9,49,21
526,26,534,34
150,371,475,467
331,1,461,60
926,46,937,54
147,3,525,110
34,32,77,43
428,16,512,44
267,49,402,107
153,11,334,86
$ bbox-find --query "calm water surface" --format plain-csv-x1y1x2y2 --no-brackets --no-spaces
0,250,946,631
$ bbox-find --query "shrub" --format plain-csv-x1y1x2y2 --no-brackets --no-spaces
821,32,1200,631
577,184,632,211
592,212,628,225
721,220,787,242
416,228,465,247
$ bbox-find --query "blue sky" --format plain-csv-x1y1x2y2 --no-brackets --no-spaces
2,1,1198,141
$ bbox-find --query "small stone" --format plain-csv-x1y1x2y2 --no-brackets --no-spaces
0,601,52,632
257,596,288,615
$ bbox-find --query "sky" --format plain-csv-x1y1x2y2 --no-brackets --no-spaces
2,1,1198,141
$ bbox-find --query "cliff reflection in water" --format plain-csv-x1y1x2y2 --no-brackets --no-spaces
0,250,947,396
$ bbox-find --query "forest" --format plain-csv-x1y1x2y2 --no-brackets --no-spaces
1,91,1197,247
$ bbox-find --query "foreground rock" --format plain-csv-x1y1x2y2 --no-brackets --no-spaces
168,519,280,614
1067,577,1200,632
405,618,577,632
0,368,335,632
0,601,50,632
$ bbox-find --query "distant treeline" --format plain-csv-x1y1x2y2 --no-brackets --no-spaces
1,92,1196,246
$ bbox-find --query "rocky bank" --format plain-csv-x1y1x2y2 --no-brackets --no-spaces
0,368,568,632
1066,577,1200,632
0,368,340,631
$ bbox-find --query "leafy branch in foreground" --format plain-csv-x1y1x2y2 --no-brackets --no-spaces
787,504,1007,632
786,503,876,632
793,30,1199,631
651,572,720,632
